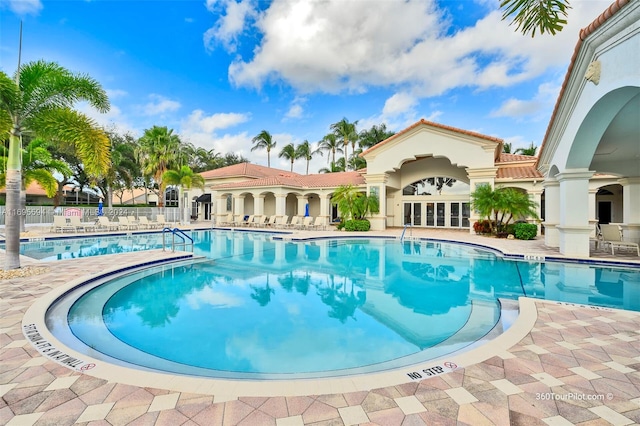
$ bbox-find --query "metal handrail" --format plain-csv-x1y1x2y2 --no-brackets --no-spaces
162,227,194,252
400,223,412,242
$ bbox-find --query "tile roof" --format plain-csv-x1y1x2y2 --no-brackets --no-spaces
211,171,366,190
537,0,630,168
498,153,536,163
361,119,503,156
496,166,543,179
200,162,288,180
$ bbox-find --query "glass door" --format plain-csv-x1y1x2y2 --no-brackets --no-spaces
462,202,470,227
436,202,445,227
451,203,459,227
403,202,422,226
426,203,434,226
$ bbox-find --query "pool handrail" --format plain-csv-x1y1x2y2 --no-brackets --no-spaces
400,223,412,242
162,227,194,252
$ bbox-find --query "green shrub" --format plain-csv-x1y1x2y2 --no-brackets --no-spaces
473,220,492,234
514,222,537,240
344,219,370,231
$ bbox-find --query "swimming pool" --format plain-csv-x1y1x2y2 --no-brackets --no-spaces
42,231,640,380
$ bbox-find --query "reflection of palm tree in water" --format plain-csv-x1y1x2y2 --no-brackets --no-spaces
250,274,275,306
317,275,366,323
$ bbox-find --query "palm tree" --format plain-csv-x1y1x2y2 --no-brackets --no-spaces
0,138,72,231
330,118,358,171
138,126,182,207
0,60,110,270
295,140,320,175
515,142,538,156
470,184,538,234
317,133,343,171
99,131,139,208
502,142,513,154
319,157,346,173
278,143,297,172
162,165,205,223
251,130,277,168
500,0,570,37
359,123,395,149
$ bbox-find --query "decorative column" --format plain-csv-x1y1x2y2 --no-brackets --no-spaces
255,195,265,222
466,167,498,234
215,193,227,224
365,173,388,231
529,188,543,236
275,193,287,217
588,187,598,233
319,193,331,224
557,169,594,257
233,194,245,220
619,177,640,244
542,178,560,248
297,195,307,218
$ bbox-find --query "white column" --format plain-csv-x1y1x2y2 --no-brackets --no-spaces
619,177,640,244
255,195,265,222
529,189,543,236
234,194,245,219
466,167,497,233
557,169,594,257
543,178,560,248
275,193,287,217
215,194,227,223
365,173,388,231
297,195,307,218
320,194,331,223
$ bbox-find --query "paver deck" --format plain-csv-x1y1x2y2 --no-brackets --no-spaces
1,226,639,425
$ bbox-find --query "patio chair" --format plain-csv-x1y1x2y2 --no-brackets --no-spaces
264,215,277,227
600,224,639,256
241,214,255,227
218,213,233,226
275,215,289,229
69,216,96,233
310,216,325,231
137,216,156,229
97,216,120,231
117,216,138,230
249,215,263,227
301,216,314,230
286,216,301,229
155,214,170,228
51,216,75,233
127,216,145,229
589,224,602,249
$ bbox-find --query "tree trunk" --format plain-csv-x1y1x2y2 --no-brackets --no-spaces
20,189,26,233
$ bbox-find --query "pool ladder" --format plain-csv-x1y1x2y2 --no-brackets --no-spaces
162,227,194,252
400,223,413,242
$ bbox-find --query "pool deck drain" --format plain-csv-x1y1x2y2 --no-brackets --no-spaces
1,227,639,425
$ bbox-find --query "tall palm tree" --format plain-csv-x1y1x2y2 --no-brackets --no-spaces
330,118,358,171
0,60,110,270
500,0,570,37
295,140,320,175
279,143,297,172
138,125,182,207
251,130,277,168
502,142,513,154
317,133,343,171
99,131,139,208
358,123,395,149
0,138,72,231
162,165,205,223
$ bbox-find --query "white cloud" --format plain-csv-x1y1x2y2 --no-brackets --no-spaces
139,94,181,116
106,89,128,99
77,102,140,137
382,92,418,116
3,0,42,15
183,110,250,133
490,81,560,119
206,0,609,101
204,0,255,52
285,104,303,119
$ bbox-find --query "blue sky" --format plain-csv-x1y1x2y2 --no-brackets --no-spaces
1,0,612,174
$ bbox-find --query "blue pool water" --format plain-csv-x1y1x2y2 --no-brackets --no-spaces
44,231,640,378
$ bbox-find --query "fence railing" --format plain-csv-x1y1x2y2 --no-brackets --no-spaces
0,206,181,227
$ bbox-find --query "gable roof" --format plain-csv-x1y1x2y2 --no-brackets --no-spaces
199,162,288,180
361,119,503,157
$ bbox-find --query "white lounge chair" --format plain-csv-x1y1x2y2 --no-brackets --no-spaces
286,216,301,229
600,224,639,256
264,215,277,227
275,215,289,229
310,216,325,230
138,216,158,229
301,216,314,230
241,214,255,227
118,216,138,230
155,214,170,228
127,216,144,229
51,216,75,233
69,216,96,232
218,213,233,226
97,216,120,231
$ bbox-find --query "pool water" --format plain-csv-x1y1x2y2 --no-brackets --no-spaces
45,231,640,378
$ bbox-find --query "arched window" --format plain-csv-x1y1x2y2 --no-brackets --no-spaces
165,187,179,207
402,177,469,196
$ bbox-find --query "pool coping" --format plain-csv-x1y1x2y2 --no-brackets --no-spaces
22,249,541,397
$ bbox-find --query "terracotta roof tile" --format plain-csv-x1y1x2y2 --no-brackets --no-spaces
496,166,543,179
498,153,536,163
200,162,289,180
211,171,366,190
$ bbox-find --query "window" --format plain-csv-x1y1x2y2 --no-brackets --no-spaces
402,177,468,196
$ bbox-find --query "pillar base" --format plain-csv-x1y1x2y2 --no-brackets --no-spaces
557,225,592,258
620,224,640,244
543,222,559,247
369,216,386,231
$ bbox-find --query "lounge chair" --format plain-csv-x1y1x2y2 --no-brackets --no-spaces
600,224,639,256
264,215,277,227
97,216,120,231
286,216,301,229
128,216,144,229
241,214,255,227
118,216,138,230
275,215,289,229
589,224,602,249
155,214,170,228
301,216,314,230
138,216,158,229
69,216,96,232
218,213,233,226
249,215,263,227
310,216,325,231
51,216,75,233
